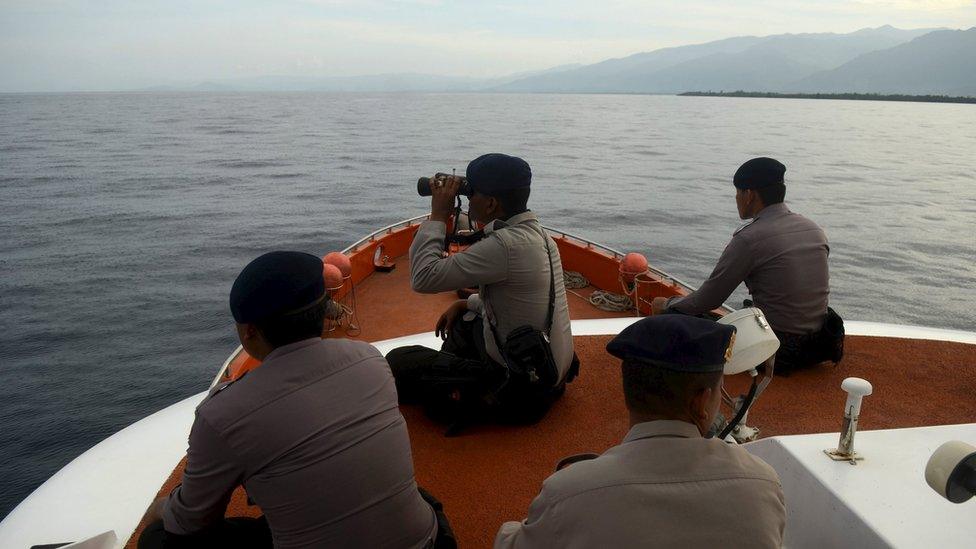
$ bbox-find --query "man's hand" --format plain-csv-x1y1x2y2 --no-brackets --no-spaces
429,175,461,224
651,296,670,315
143,496,167,524
435,299,469,340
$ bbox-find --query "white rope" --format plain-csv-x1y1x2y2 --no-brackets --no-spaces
588,290,634,312
325,297,361,336
563,270,589,289
564,270,633,312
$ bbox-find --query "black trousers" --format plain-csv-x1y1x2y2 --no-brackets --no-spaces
138,517,272,549
386,314,563,427
773,329,841,374
772,331,814,374
139,490,454,549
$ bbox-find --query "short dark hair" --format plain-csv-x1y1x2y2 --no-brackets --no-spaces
621,359,722,416
489,187,530,217
755,183,786,206
255,299,327,348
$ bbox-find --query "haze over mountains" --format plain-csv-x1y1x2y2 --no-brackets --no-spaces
146,64,583,93
149,26,976,96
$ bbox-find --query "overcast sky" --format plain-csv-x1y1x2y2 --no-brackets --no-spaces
1,0,974,91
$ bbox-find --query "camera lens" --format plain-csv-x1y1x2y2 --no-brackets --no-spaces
417,177,433,196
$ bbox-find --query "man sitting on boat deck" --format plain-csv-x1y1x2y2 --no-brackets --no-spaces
386,153,576,429
651,157,841,373
495,315,786,548
138,251,446,549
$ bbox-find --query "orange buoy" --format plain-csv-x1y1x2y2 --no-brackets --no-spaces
619,252,649,283
323,263,344,290
324,251,352,278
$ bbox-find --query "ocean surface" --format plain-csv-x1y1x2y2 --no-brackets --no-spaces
1,92,974,519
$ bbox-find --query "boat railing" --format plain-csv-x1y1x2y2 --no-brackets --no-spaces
542,225,723,310
212,345,244,388
342,213,430,254
339,213,706,301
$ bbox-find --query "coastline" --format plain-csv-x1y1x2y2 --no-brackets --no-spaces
679,91,976,104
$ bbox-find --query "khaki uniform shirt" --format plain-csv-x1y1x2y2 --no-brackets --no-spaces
495,420,786,549
162,338,437,549
410,211,575,383
669,203,830,334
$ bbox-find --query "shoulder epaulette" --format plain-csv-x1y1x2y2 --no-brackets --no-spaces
207,376,240,399
733,219,756,236
555,452,600,471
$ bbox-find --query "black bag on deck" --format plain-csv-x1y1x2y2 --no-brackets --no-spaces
500,325,559,387
489,225,562,389
814,306,845,364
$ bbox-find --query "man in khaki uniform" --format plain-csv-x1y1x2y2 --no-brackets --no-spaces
138,251,442,549
652,157,834,372
495,316,786,548
387,154,576,427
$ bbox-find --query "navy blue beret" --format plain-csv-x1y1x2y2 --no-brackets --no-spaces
733,157,786,190
230,251,326,324
466,153,531,195
606,316,736,373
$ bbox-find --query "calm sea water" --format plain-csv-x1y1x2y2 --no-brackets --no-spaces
1,92,974,518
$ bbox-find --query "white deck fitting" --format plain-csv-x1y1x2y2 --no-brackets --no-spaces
3,319,974,548
746,423,976,549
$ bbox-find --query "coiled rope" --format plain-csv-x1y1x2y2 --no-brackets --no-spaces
325,300,361,336
563,271,634,313
588,290,634,312
563,270,589,289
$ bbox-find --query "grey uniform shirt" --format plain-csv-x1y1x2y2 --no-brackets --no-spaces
162,338,437,549
410,211,575,383
669,203,830,334
494,420,786,549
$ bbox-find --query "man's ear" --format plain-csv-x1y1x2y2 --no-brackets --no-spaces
237,322,275,360
236,322,263,350
749,189,764,210
488,196,504,218
689,387,713,428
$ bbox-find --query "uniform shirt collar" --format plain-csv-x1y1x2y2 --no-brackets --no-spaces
623,420,702,443
754,202,789,220
484,210,537,235
262,337,321,364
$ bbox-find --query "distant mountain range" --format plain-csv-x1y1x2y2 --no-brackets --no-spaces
142,64,583,93
144,26,976,97
790,28,976,96
492,25,937,93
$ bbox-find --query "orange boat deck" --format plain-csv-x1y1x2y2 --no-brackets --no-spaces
126,222,976,548
328,255,636,342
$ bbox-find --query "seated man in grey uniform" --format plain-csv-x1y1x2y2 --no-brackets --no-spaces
652,157,840,373
495,315,786,548
138,251,444,549
386,154,576,428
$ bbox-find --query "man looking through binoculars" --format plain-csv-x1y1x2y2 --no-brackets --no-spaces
386,153,577,431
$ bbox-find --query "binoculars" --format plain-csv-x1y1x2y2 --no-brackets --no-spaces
417,173,473,197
